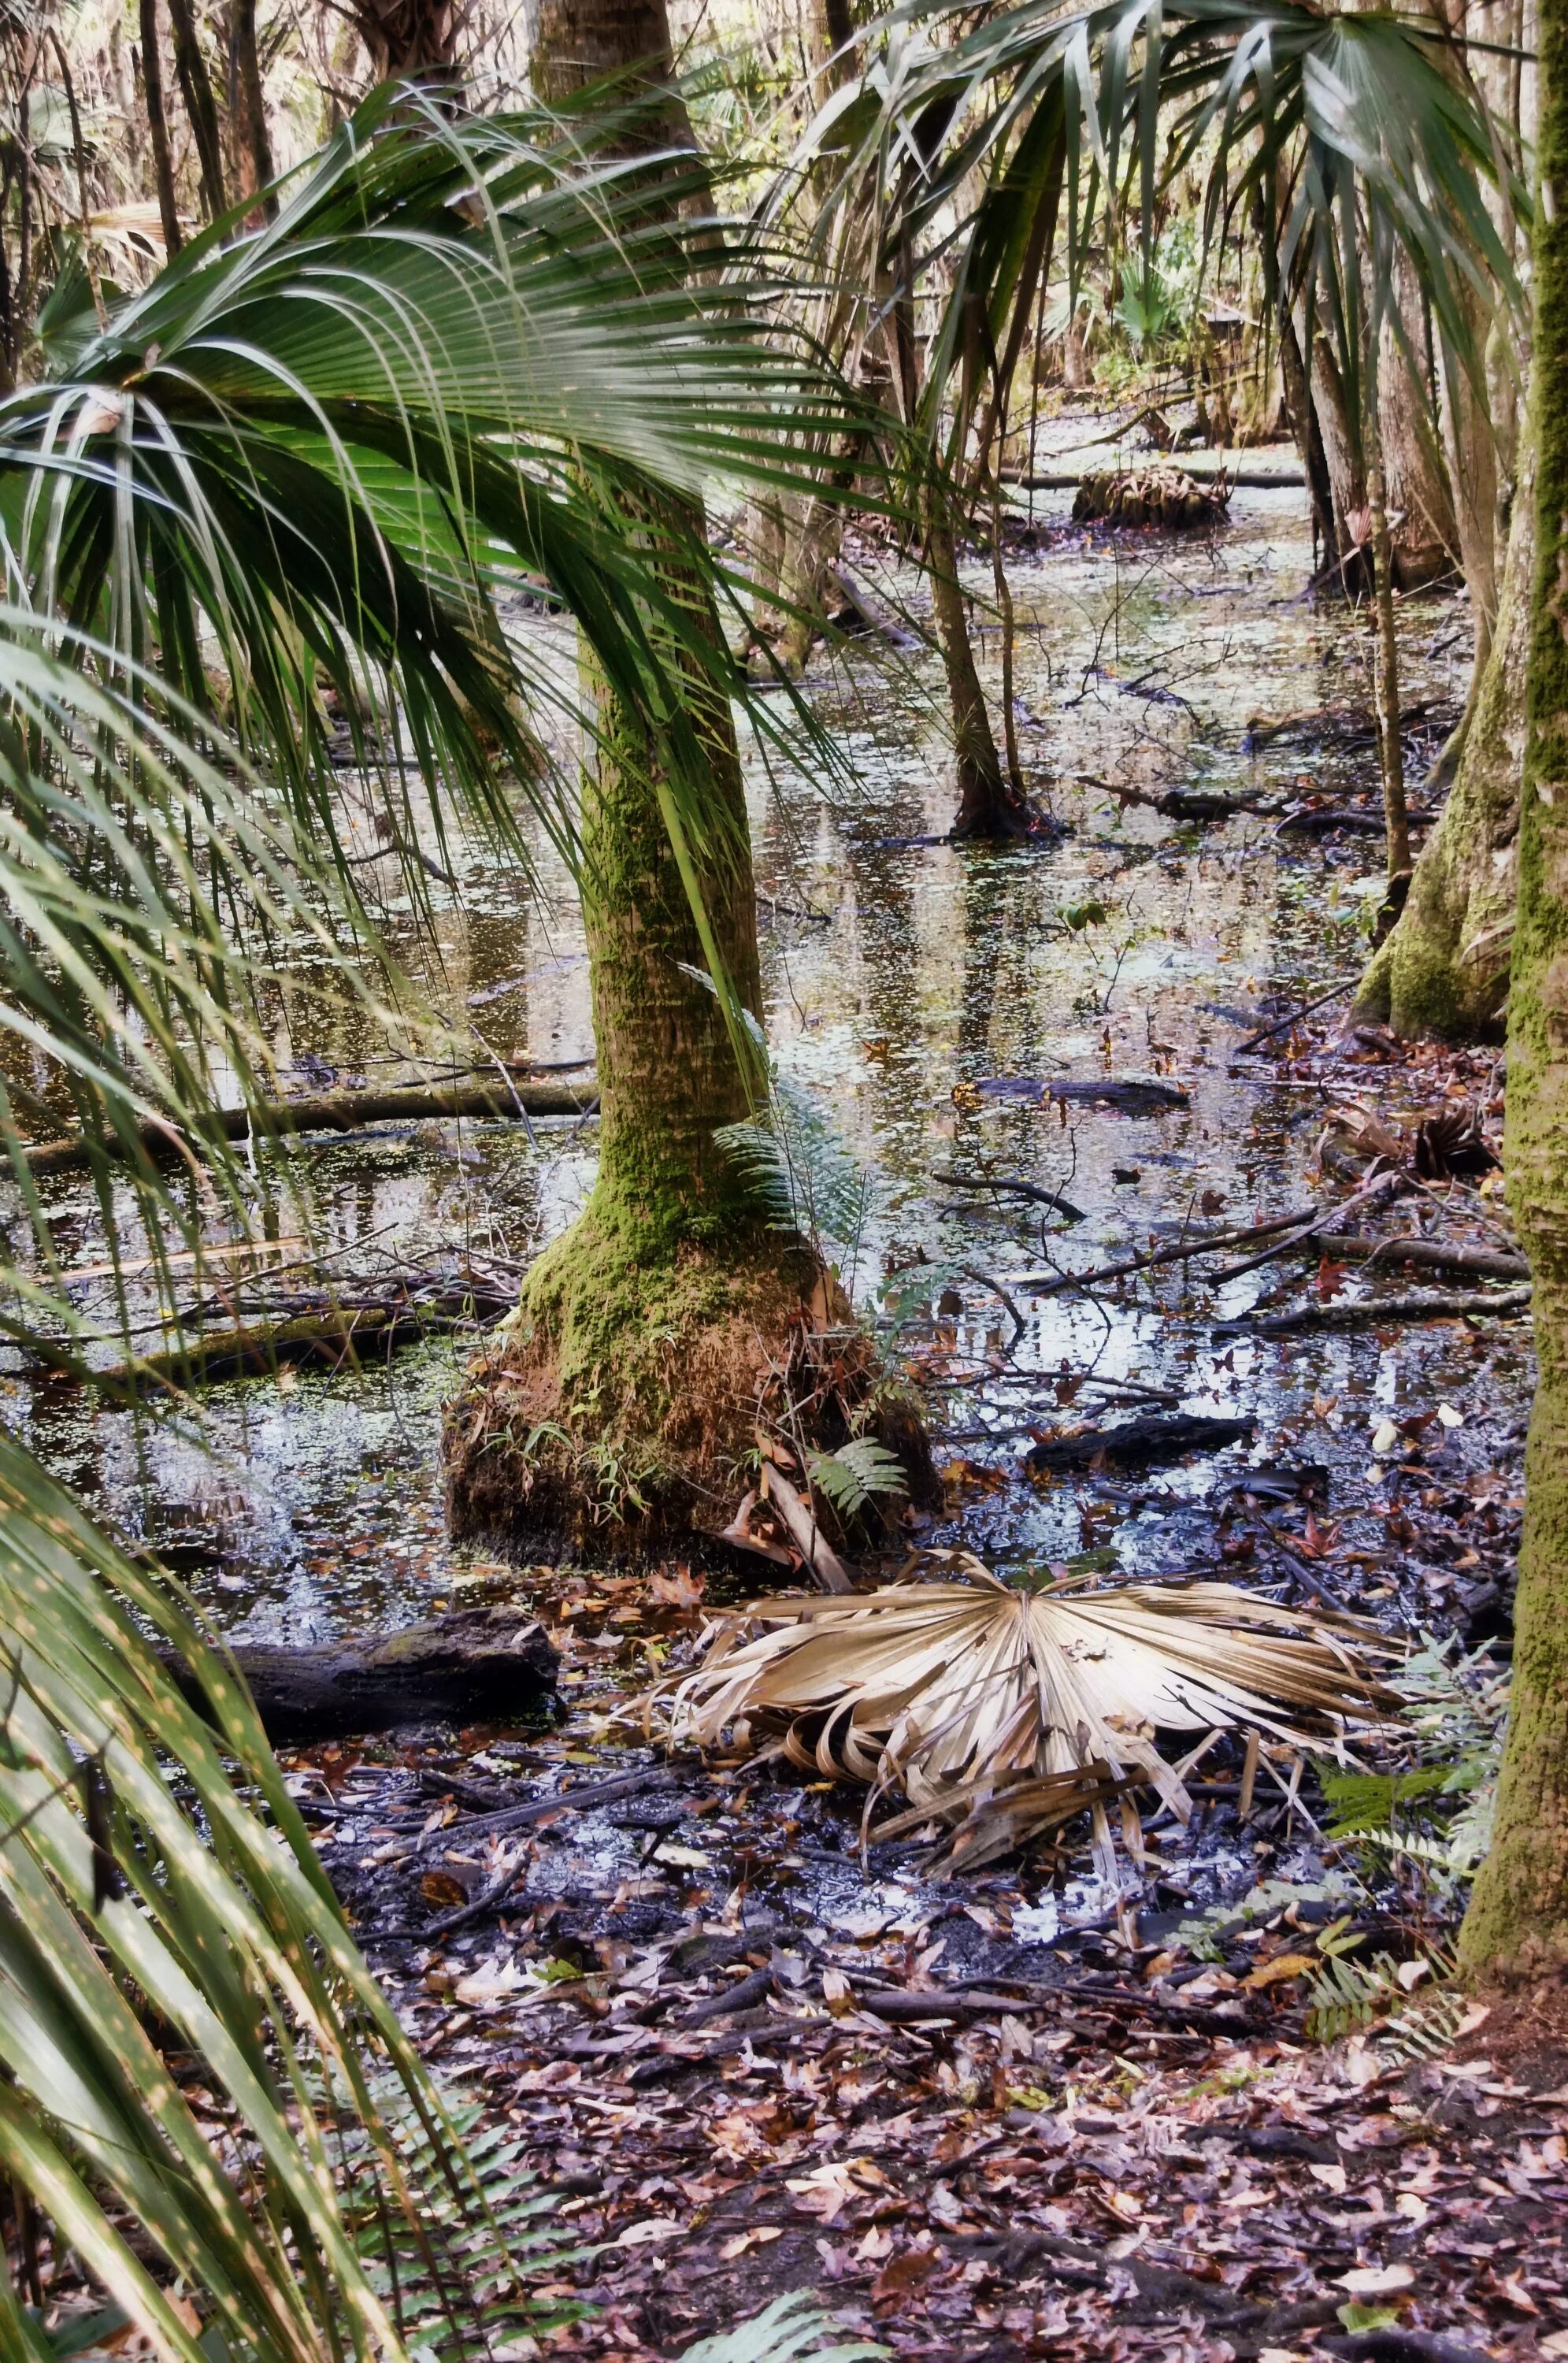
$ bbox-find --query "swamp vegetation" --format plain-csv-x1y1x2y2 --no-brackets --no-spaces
0,0,1567,2355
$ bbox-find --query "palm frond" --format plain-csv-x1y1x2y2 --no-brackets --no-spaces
653,1552,1397,1865
0,1423,563,2363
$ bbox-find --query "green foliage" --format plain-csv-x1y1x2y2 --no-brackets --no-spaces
808,1436,909,1516
677,2291,888,2363
1176,1875,1351,1961
1306,1937,1466,2057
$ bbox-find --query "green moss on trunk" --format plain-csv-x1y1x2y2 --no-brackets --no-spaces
1358,428,1532,1040
1459,0,1568,1977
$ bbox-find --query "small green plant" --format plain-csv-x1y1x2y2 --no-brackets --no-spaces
807,1437,908,1518
1176,1875,1351,1961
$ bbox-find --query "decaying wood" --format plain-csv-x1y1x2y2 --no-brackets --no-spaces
103,1299,496,1391
1025,1411,1256,1472
1291,1234,1529,1282
932,1165,1086,1219
22,1071,597,1176
167,1605,559,1739
1216,1285,1532,1337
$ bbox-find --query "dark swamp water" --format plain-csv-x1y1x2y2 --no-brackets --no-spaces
4,465,1533,1958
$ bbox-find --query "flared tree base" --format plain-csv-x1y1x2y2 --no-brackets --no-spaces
443,1200,933,1563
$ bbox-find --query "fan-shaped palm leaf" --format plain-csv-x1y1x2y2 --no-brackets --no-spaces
652,1552,1397,1863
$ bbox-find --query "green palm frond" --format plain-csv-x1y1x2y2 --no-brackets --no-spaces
678,2291,888,2363
787,0,1524,479
0,89,888,906
0,1418,569,2363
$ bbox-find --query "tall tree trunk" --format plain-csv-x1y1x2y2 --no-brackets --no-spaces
352,0,458,83
1367,423,1411,884
446,0,924,1557
1459,0,1568,1979
138,0,183,258
1358,414,1533,1037
233,0,276,218
165,0,227,223
1377,253,1461,590
927,486,1031,840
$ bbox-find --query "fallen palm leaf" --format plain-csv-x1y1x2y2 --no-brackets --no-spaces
651,1552,1398,1864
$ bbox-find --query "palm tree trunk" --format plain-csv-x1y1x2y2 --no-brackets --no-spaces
138,0,183,258
928,485,1030,840
1358,415,1532,1038
1459,0,1568,1977
1366,425,1411,885
233,0,276,218
445,0,930,1556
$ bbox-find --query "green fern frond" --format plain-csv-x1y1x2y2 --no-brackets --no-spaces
807,1437,908,1516
678,2290,888,2363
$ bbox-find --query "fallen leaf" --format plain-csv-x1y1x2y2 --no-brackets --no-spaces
1371,1420,1399,1456
650,1567,706,1607
614,2216,685,2248
1309,2163,1349,2194
873,2246,940,2304
1245,1952,1317,1989
653,1842,712,1869
718,2227,784,2260
1395,2191,1429,2225
1436,1402,1465,1429
786,2163,862,2223
1336,2265,1414,2297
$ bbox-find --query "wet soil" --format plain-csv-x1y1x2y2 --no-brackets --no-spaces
8,466,1559,2357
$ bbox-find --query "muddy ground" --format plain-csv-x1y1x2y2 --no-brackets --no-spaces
10,443,1562,2357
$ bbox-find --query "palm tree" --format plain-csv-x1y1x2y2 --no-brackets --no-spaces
783,0,1519,837
443,22,929,1561
1456,0,1568,1979
0,96,893,2336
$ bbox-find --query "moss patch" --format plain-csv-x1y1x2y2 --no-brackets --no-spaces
443,1193,932,1563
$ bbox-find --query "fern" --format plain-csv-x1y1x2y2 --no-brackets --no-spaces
678,2291,888,2363
807,1438,908,1517
1306,1937,1458,2050
339,2081,583,2361
718,1074,880,1278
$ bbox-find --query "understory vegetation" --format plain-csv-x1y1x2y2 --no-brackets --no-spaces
0,0,1565,2354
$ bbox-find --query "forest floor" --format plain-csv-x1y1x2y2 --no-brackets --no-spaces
25,444,1564,2357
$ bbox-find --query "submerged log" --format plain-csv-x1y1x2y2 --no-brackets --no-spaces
23,1071,598,1177
1025,1412,1255,1472
169,1605,559,1740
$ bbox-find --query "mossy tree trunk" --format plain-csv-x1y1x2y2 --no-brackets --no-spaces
444,0,927,1556
1459,0,1568,1976
1357,421,1533,1037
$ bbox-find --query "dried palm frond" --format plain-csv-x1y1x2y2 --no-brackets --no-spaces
651,1552,1397,1864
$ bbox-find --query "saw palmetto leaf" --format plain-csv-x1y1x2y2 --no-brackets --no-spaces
654,1552,1397,1861
0,89,884,910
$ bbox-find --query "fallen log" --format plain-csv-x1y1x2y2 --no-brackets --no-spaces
1025,1411,1255,1473
167,1604,559,1741
101,1299,499,1392
1215,1286,1532,1337
973,1074,1190,1115
21,1071,598,1177
1288,1234,1529,1283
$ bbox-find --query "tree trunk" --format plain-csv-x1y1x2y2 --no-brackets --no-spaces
927,487,1032,839
352,0,458,83
446,0,925,1558
138,0,183,258
1358,417,1533,1037
165,0,227,223
232,0,276,217
1459,0,1568,1978
1367,428,1411,884
1377,252,1461,591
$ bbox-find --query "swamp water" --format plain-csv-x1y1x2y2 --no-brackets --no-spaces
3,473,1530,1943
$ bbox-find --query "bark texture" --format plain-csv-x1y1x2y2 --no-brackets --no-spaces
138,0,182,256
1459,0,1568,1975
166,1607,558,1740
164,0,226,221
350,0,458,80
1358,427,1533,1037
928,491,1032,839
446,0,926,1556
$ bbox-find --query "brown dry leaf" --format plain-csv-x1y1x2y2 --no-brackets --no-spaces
786,2163,864,2221
650,1551,1396,1864
421,1871,468,1909
872,2246,941,2304
1245,1952,1318,1990
650,1567,706,1608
